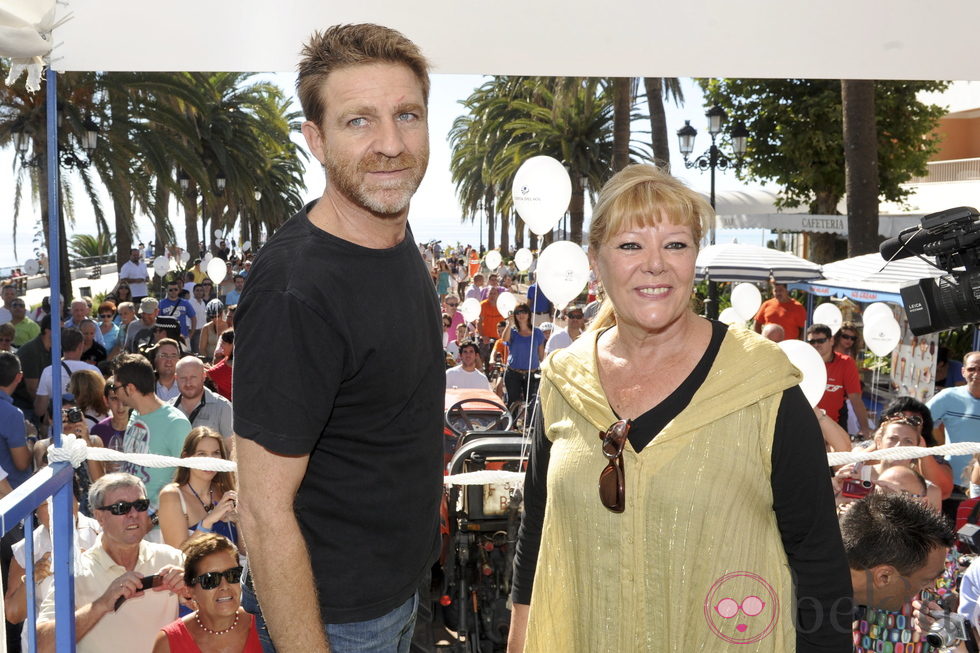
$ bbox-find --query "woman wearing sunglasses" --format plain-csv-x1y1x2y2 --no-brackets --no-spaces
508,165,850,652
833,320,863,360
153,533,261,652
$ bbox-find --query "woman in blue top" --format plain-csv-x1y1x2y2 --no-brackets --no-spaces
502,302,546,410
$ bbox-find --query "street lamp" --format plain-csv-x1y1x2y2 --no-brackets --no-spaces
11,117,100,169
677,105,748,319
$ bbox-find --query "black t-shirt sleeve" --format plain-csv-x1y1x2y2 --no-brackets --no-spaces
233,289,344,455
771,386,854,652
511,402,549,606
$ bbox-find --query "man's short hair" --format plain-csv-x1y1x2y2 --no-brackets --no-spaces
296,23,431,130
117,301,135,314
39,314,52,333
113,353,156,395
88,473,146,513
840,492,953,575
62,328,84,352
0,352,22,386
965,351,980,367
458,340,479,355
806,323,832,340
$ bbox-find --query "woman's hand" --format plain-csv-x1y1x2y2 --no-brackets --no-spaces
208,490,238,524
34,552,53,583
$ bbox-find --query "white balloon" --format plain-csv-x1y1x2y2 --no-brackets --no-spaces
206,257,227,285
512,156,572,236
865,314,901,356
484,250,502,271
778,339,828,408
496,291,517,316
514,248,534,272
863,302,894,325
214,228,223,238
242,240,252,252
179,250,190,265
0,308,10,324
730,283,762,321
536,241,590,310
152,256,169,277
718,307,741,325
201,253,213,268
23,259,39,275
812,302,843,334
460,297,481,323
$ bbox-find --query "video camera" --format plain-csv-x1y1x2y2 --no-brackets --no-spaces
879,206,980,335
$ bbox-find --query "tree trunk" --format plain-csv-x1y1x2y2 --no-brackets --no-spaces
113,195,132,269
183,184,201,259
542,231,554,248
612,78,632,172
56,193,73,306
569,175,586,245
499,209,509,255
842,80,880,257
645,77,671,169
487,208,496,251
807,191,843,263
529,231,538,251
514,214,525,249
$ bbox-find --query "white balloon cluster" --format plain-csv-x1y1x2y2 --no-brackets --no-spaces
512,156,572,236
813,303,843,335
729,283,762,321
862,303,901,356
536,242,590,310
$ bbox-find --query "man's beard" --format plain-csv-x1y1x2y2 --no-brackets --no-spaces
323,145,429,217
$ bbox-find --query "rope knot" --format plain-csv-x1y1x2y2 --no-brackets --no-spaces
47,434,89,469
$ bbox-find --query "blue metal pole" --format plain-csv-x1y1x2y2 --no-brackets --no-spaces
45,65,77,653
24,510,36,653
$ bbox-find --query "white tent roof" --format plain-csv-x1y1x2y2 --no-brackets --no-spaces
695,244,822,283
793,253,947,304
50,0,980,79
712,190,923,237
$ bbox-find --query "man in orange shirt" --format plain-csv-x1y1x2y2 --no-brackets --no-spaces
753,282,807,340
478,287,504,370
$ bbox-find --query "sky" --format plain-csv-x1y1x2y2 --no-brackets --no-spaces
0,74,754,270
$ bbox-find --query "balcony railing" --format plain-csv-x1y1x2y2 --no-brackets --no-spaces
909,157,980,183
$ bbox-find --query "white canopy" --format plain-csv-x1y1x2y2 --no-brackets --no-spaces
695,244,822,283
792,253,947,304
41,0,980,79
712,190,923,237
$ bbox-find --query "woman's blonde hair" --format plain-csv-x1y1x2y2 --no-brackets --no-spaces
588,164,714,330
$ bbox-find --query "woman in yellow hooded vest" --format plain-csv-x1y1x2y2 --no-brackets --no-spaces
507,164,852,652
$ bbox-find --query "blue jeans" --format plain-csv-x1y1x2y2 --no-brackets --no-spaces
325,592,419,653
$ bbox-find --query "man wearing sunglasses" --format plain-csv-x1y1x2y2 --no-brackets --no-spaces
36,473,186,653
927,351,980,488
808,323,871,438
545,305,586,354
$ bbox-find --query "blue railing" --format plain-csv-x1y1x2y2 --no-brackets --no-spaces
0,67,78,652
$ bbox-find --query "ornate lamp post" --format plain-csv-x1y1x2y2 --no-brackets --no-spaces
677,105,749,319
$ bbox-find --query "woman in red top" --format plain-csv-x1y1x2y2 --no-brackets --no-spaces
207,329,234,400
153,533,261,652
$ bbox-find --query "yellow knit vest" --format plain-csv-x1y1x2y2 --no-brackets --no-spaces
525,327,802,652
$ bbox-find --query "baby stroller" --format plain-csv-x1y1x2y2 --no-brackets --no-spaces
440,392,529,652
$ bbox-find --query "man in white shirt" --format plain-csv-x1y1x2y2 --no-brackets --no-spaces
34,328,100,420
37,473,186,653
118,248,150,299
187,283,209,353
545,305,586,354
446,341,492,390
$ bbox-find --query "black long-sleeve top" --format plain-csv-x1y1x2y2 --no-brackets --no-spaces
511,321,853,652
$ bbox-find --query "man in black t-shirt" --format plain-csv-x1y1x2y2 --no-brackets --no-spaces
234,23,443,653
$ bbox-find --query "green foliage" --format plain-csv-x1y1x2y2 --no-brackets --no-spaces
698,79,949,212
939,325,976,361
68,233,114,259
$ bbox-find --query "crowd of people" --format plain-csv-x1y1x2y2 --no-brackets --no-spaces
0,244,250,652
1,20,980,653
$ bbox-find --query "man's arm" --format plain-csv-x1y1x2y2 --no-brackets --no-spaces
9,445,30,471
23,378,39,402
34,395,50,423
847,393,871,437
236,435,329,652
36,570,149,653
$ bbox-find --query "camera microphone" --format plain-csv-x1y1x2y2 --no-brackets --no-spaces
880,227,941,262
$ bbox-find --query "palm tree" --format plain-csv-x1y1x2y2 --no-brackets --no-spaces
68,232,113,259
644,78,684,168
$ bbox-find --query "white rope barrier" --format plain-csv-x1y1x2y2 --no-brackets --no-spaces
828,442,980,467
46,435,238,472
444,470,525,486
